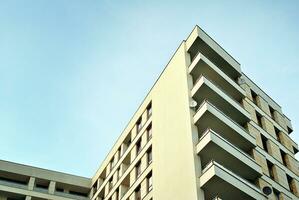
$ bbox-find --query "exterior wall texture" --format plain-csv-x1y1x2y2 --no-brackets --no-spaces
0,25,298,200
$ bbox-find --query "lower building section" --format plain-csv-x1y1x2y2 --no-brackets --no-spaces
0,160,90,200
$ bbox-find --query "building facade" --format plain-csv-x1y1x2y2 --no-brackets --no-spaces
1,26,299,200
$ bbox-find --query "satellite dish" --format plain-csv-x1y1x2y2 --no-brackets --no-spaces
262,186,272,196
189,100,197,108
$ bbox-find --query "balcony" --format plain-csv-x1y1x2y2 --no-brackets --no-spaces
200,161,266,200
186,26,241,80
189,53,245,102
197,129,262,181
191,76,250,126
194,101,255,152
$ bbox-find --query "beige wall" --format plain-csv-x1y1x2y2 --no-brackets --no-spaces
152,42,202,200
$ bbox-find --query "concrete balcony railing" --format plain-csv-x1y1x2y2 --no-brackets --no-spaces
186,26,241,80
200,161,266,200
189,53,245,102
194,100,255,152
197,129,262,182
191,75,250,126
0,179,28,190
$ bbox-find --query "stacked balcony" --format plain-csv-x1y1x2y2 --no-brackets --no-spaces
188,37,264,199
199,161,266,200
189,53,245,102
197,129,262,181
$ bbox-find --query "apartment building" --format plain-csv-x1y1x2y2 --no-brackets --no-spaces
0,25,298,200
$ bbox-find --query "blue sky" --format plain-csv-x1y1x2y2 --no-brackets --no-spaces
0,0,298,177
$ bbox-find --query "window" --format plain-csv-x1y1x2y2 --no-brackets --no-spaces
280,150,287,167
274,127,281,142
269,106,275,119
147,173,153,191
117,147,121,158
111,157,115,168
148,149,152,164
267,161,275,180
136,118,142,132
287,175,295,194
115,189,119,200
251,90,258,105
288,127,293,134
147,125,152,140
56,187,64,192
116,167,120,180
135,186,141,200
109,177,113,190
136,139,142,154
256,111,263,128
261,135,268,153
273,189,280,200
122,133,132,156
136,161,141,178
147,103,152,119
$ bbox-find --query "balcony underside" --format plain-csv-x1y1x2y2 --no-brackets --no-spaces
187,32,241,80
200,162,265,200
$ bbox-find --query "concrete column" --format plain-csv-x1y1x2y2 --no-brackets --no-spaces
115,149,120,163
140,178,148,198
245,123,262,148
141,153,148,172
251,149,269,176
121,143,128,156
141,134,147,149
273,165,289,190
131,145,137,161
25,196,32,200
28,177,35,190
239,82,253,101
279,132,294,153
290,179,299,197
242,99,258,123
261,117,276,139
104,183,110,197
120,163,128,177
273,110,288,130
256,178,276,200
129,192,136,200
266,140,283,163
48,181,56,194
64,188,69,193
129,168,136,187
131,125,137,139
97,178,103,189
89,187,95,199
256,96,271,116
141,110,148,127
113,170,118,185
285,154,299,176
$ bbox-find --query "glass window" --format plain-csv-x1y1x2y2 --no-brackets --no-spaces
136,162,141,178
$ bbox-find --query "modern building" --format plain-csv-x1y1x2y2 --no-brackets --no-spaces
0,25,299,200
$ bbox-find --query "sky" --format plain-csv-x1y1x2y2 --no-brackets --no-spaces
0,0,299,178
